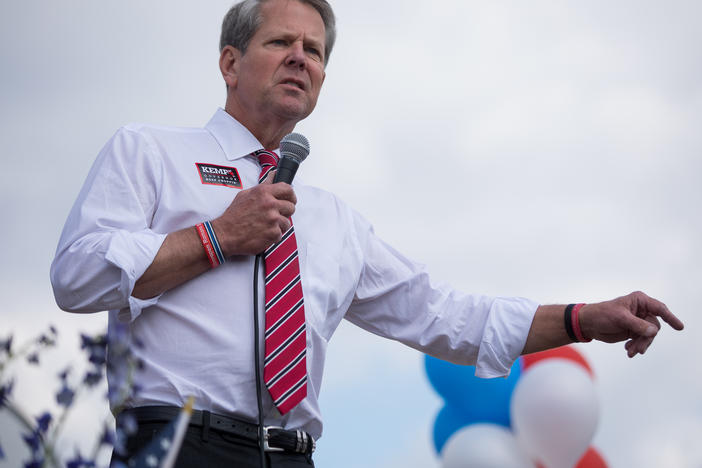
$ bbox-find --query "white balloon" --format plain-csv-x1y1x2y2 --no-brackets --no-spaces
441,423,536,468
510,359,599,468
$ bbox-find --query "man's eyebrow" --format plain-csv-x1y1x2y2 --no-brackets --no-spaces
263,29,325,51
305,37,324,50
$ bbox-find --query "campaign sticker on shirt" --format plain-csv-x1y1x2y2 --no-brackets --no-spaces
196,163,242,189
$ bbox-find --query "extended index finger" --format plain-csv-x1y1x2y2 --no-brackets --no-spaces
640,294,684,331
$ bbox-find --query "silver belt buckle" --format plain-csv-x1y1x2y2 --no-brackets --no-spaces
263,426,284,452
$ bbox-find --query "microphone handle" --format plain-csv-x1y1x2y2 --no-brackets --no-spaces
273,156,300,184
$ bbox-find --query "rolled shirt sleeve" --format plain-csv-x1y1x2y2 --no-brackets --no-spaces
345,223,538,378
50,126,166,320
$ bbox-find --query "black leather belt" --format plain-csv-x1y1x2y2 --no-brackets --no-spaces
119,406,315,454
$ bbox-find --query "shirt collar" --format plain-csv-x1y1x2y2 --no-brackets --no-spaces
205,108,279,161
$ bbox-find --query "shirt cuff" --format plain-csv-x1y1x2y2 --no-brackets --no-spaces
104,228,167,322
475,297,539,378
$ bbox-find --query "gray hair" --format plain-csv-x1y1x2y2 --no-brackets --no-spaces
220,0,336,66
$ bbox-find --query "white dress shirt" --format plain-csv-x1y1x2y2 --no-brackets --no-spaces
50,108,538,439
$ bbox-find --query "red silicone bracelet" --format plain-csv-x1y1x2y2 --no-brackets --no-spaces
196,223,219,269
572,303,591,342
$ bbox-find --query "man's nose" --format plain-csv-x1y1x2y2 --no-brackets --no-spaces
285,42,306,70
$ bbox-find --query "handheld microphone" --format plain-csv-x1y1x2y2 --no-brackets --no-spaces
273,133,310,184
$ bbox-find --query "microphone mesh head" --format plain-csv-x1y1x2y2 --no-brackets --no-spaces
280,133,310,163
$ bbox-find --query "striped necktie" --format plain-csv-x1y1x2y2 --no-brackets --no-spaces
256,149,308,415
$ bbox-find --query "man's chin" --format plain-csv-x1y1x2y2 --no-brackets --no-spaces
272,101,314,123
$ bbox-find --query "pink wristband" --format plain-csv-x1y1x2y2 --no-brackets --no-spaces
572,303,591,342
196,223,219,269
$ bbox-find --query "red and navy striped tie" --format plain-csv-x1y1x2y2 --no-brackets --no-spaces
256,150,307,415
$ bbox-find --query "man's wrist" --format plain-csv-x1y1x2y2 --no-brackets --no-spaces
564,303,592,343
572,303,591,342
196,221,226,268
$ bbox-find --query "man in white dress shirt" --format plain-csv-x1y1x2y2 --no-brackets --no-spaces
50,0,684,466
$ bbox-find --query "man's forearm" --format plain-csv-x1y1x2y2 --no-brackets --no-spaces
132,226,211,300
521,305,573,355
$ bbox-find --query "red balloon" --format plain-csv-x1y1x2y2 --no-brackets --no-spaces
577,447,608,468
521,345,594,378
535,447,607,468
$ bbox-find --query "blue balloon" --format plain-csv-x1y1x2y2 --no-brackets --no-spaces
424,355,522,429
432,403,474,454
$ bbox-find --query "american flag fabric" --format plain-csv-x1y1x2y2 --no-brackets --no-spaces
128,397,194,468
256,150,308,415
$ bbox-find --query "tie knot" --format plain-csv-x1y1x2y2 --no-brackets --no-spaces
255,149,279,169
255,150,279,183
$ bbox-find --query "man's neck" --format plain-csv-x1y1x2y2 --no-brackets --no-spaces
223,104,296,150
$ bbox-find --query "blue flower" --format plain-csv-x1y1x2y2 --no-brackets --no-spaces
22,414,52,457
83,370,103,387
110,322,129,341
80,334,107,366
22,430,41,452
26,353,39,365
58,367,71,381
66,452,95,468
38,334,55,346
107,387,120,407
132,336,145,349
35,413,52,434
0,336,12,354
56,384,75,407
0,381,13,408
100,425,115,446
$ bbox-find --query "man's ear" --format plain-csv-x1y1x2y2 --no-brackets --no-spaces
220,45,242,89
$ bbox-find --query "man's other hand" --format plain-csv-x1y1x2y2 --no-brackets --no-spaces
579,291,685,357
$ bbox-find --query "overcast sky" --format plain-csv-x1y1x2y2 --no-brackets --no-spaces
1,1,701,467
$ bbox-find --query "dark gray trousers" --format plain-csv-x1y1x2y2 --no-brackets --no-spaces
111,420,315,468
